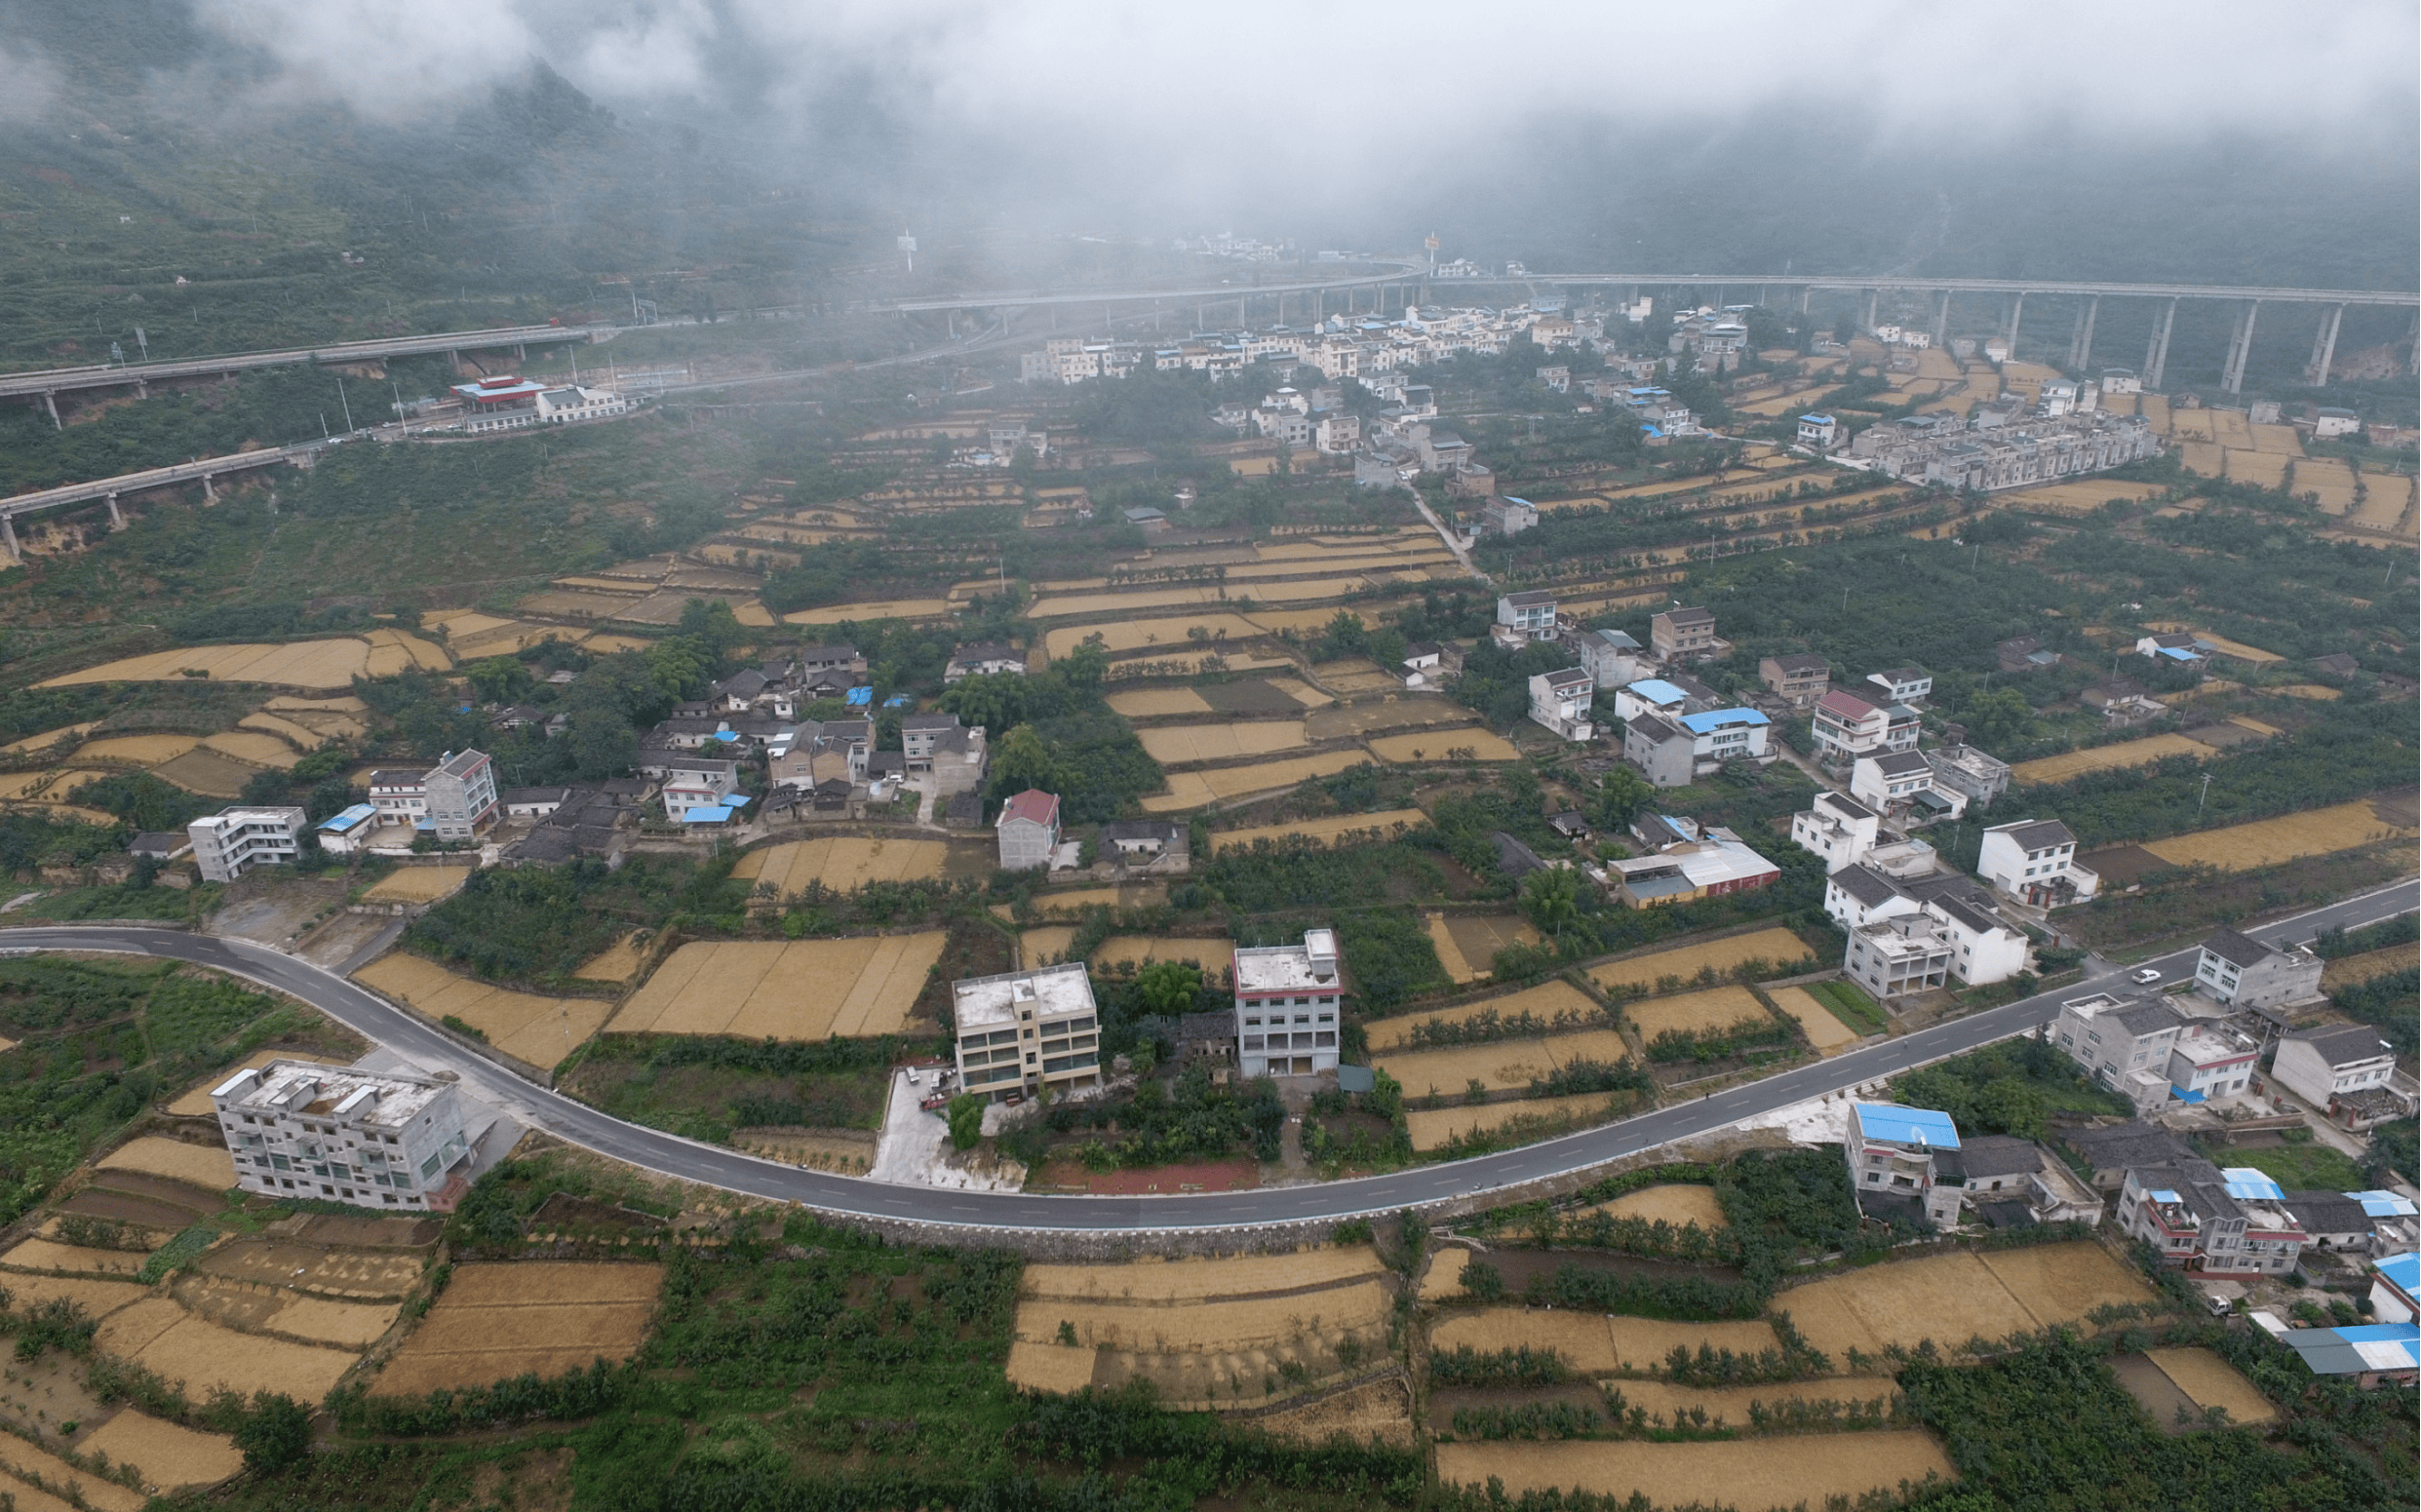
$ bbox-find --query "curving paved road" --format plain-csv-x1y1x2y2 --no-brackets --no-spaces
4,876,2409,1234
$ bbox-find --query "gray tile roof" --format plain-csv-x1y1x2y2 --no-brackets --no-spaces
2288,1024,2399,1066
2201,927,2273,969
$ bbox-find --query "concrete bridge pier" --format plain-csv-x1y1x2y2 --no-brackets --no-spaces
2307,304,2344,385
40,390,59,429
1,515,18,562
1797,286,1811,314
2145,298,2179,390
2003,291,2026,351
2222,299,2262,394
202,473,217,502
1932,289,1951,347
104,492,123,530
1861,288,1878,332
2067,295,2098,370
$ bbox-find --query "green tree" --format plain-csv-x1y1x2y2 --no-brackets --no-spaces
947,1094,984,1151
234,1391,313,1474
1593,765,1657,832
1136,960,1202,1017
462,655,534,705
1520,865,1582,940
986,723,1060,804
676,598,749,663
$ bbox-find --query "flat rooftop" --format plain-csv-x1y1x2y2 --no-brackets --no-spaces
214,1059,449,1130
952,962,1096,1031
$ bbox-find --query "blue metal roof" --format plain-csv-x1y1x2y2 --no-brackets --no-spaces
844,686,874,706
1852,1103,1960,1148
319,802,377,831
1677,708,1771,735
2351,1191,2419,1218
1800,412,1834,424
683,805,736,824
2157,646,2200,662
1625,678,1690,705
2149,1188,2183,1204
2377,1252,2421,1293
2171,1087,2207,1105
2220,1167,2284,1200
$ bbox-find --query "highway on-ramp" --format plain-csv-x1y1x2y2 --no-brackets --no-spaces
3,877,2408,1235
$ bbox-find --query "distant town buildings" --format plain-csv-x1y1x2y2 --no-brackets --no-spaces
1845,409,2160,491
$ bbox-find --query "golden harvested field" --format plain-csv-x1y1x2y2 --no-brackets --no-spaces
253,1294,402,1347
1137,720,1308,765
1624,985,1774,1041
1767,985,1860,1054
165,1051,341,1116
0,769,80,800
1378,1025,1628,1098
98,1138,233,1190
783,598,952,625
1368,728,1517,762
2141,795,2416,872
2139,395,2171,430
2169,411,2216,441
735,836,950,894
2000,480,2166,516
1257,1375,1416,1448
1141,750,1372,812
45,639,404,690
2146,1346,2276,1424
1420,1247,1471,1300
1307,657,1401,694
2295,458,2361,511
358,865,477,904
1425,911,1542,985
1043,613,1261,659
7,1274,146,1321
1438,1432,1955,1506
1022,1278,1389,1354
1211,808,1429,853
353,954,615,1068
238,712,325,750
1005,1339,1101,1394
2346,477,2414,532
1030,882,1165,914
2226,450,2291,488
97,1297,359,1399
2323,946,2414,991
2248,422,2304,454
201,731,300,769
1430,1310,1776,1374
0,1434,148,1511
5,1236,151,1276
2011,731,2213,785
1023,1247,1380,1303
80,1412,243,1491
1574,1182,1729,1229
609,935,946,1038
1029,586,1229,618
1094,936,1235,980
0,721,97,755
2176,441,2227,477
582,633,655,654
1371,979,1597,1050
1019,926,1076,965
374,1261,660,1396
1588,929,1815,995
76,734,204,765
1405,1092,1625,1151
2189,632,2282,664
573,934,648,985
1608,1375,1897,1425
1778,1243,2152,1360
1106,688,1215,718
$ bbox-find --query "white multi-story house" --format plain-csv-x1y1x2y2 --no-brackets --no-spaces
2051,992,2189,1110
1528,668,1595,742
1842,887,2029,995
1792,791,1882,870
1846,914,1955,1000
2192,928,2323,1010
1611,678,1699,724
996,789,1061,872
369,769,430,827
1811,688,1890,763
1924,745,2012,810
1977,819,2098,907
212,1060,469,1210
1649,606,1719,661
422,749,499,841
1234,928,1344,1078
951,963,1102,1102
661,758,739,821
1863,668,1933,705
1497,590,1557,641
1576,629,1651,690
1844,1103,1966,1227
1851,751,1968,824
187,806,307,882
2118,1159,2308,1276
2270,1026,2400,1113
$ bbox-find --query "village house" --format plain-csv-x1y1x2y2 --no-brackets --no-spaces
1850,750,1968,825
660,757,740,822
2269,1025,2403,1129
315,804,380,856
1790,791,1882,870
1844,1103,1966,1227
1649,605,1719,661
2191,928,2323,1010
1496,590,1558,642
996,790,1062,872
1758,652,1832,708
2081,677,2169,726
1577,628,1652,689
2117,1159,2308,1276
1863,667,1933,705
1480,495,1538,536
1605,830,1779,908
1977,819,2098,907
1810,688,1892,763
2051,992,2190,1110
1924,745,2012,810
1233,928,1344,1078
188,806,306,882
1099,819,1186,867
952,962,1102,1103
1528,667,1596,742
1995,635,2063,674
212,1060,471,1211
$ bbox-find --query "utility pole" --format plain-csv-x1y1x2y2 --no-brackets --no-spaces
335,375,355,433
2199,772,2213,814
